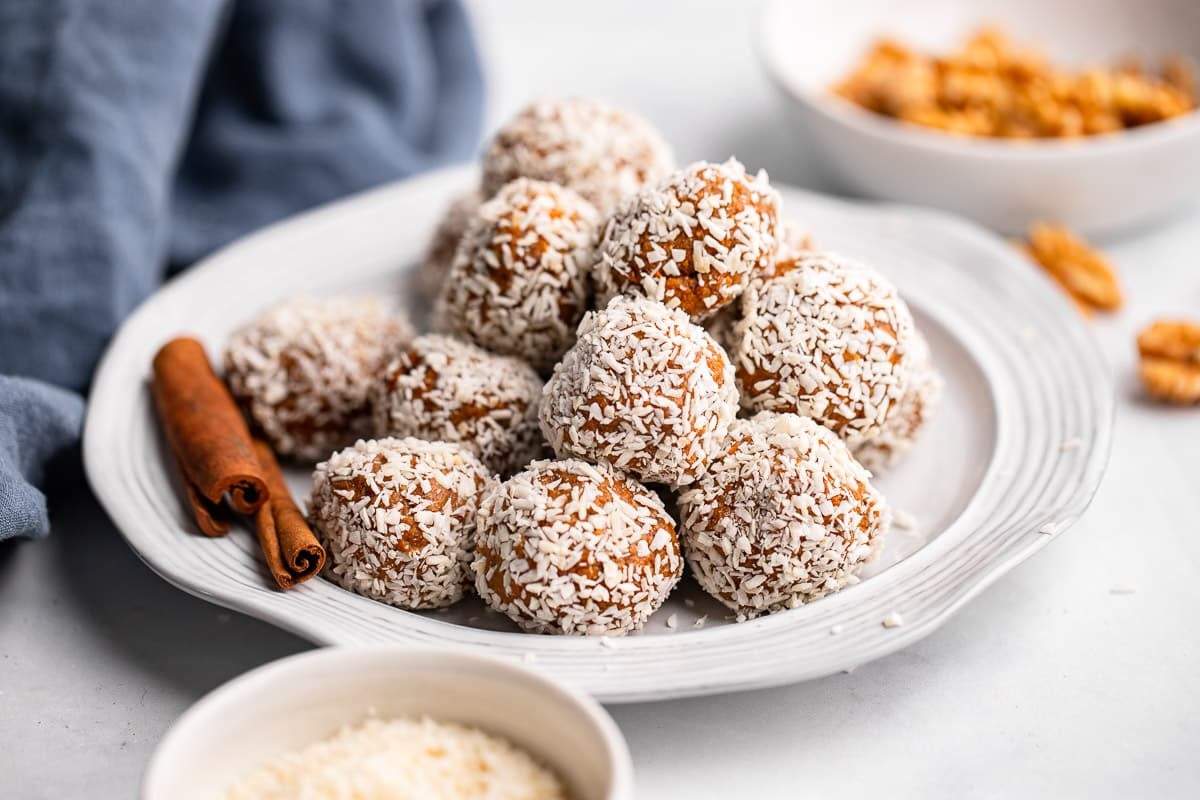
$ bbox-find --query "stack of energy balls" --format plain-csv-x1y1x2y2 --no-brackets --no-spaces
222,98,941,636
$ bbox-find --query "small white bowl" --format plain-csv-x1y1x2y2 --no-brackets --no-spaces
143,647,633,800
760,0,1200,235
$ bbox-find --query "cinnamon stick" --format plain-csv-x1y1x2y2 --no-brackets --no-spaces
252,439,326,589
151,337,268,536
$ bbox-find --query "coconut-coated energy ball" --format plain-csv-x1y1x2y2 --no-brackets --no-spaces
596,159,779,319
539,295,739,487
413,188,482,302
678,412,889,616
481,98,674,213
473,459,682,635
310,437,493,610
853,330,942,472
224,296,411,461
372,334,546,475
435,179,598,372
735,252,917,448
705,218,817,353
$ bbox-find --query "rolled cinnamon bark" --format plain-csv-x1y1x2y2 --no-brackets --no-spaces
151,337,268,536
252,439,326,589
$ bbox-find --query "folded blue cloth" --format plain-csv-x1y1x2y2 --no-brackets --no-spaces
0,0,483,540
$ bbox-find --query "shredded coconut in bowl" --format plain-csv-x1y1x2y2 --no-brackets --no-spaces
310,437,493,610
734,251,917,448
678,412,889,616
481,97,674,213
224,716,567,800
473,458,682,635
223,296,412,462
539,294,739,487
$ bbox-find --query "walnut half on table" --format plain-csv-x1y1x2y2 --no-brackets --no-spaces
1137,319,1200,404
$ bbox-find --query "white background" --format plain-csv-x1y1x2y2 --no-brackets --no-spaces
2,1,1198,797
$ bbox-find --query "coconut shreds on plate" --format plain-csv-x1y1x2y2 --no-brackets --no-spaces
481,97,674,213
734,252,917,449
436,178,599,372
473,459,682,635
372,334,546,475
678,412,888,616
596,158,779,319
310,437,493,610
539,294,739,487
224,296,412,461
224,716,567,800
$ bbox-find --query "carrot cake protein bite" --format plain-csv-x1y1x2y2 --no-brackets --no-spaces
435,179,598,371
310,437,492,610
539,295,739,487
481,98,674,213
735,252,917,448
596,159,779,319
679,412,889,616
473,459,682,635
413,188,482,302
224,296,411,461
372,334,546,475
853,330,942,472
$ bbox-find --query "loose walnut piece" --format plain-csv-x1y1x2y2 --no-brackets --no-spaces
1137,319,1200,404
1019,223,1123,315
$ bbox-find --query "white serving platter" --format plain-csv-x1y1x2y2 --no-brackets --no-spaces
83,165,1112,703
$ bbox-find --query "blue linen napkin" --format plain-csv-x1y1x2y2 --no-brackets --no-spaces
0,0,484,541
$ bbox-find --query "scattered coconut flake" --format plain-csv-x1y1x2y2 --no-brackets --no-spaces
693,615,708,629
892,509,918,530
881,611,904,629
1038,521,1060,535
829,624,845,636
665,614,678,629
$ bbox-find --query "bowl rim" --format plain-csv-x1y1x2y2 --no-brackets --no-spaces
142,645,635,800
757,0,1200,160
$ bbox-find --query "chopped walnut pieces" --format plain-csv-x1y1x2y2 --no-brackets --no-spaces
1137,319,1200,404
1019,223,1123,315
834,27,1197,139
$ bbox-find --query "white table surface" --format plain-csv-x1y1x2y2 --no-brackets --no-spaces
3,1,1198,797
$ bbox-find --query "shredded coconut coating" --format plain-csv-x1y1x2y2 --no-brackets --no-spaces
596,158,779,320
435,179,598,371
414,188,483,302
706,219,816,353
473,459,682,635
224,716,566,800
224,296,412,461
734,252,917,448
539,295,738,487
372,334,546,475
481,98,674,213
853,330,942,472
678,412,889,615
310,437,493,610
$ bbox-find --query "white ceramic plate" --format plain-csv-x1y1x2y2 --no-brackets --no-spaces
84,166,1112,703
